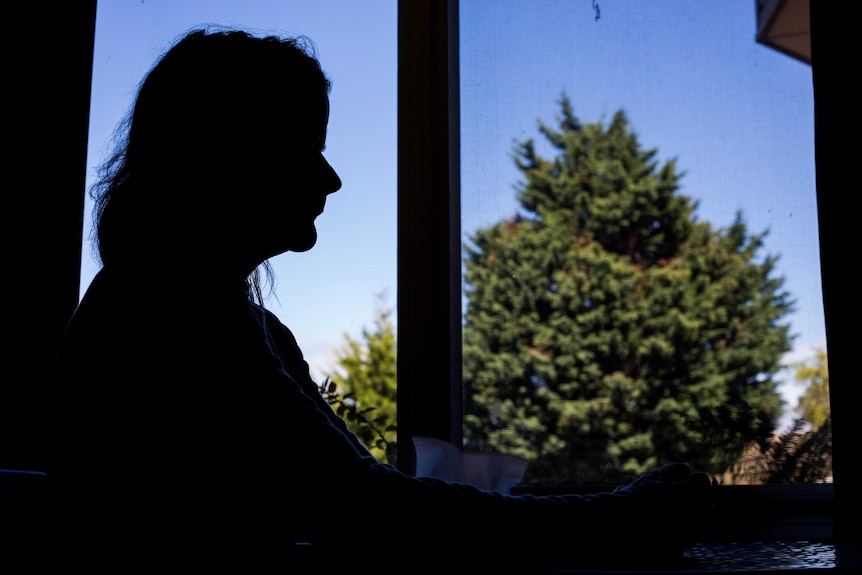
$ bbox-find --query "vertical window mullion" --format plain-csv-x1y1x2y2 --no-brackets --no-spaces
396,0,462,474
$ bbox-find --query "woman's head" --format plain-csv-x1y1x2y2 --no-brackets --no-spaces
92,27,341,290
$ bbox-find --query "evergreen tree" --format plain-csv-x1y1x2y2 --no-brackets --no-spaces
462,97,792,482
323,291,398,464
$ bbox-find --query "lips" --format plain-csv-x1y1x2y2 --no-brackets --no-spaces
315,200,326,217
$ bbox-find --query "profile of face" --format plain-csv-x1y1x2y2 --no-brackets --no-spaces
96,31,344,275
236,97,342,263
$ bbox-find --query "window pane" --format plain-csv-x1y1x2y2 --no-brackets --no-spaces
460,0,829,486
83,1,398,459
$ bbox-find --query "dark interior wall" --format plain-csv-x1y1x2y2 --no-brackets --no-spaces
2,2,97,471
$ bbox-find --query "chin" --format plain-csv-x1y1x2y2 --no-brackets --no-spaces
289,231,318,253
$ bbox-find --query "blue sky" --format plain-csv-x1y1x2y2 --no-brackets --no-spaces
83,1,820,431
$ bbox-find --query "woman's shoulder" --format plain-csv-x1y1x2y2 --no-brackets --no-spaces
56,267,268,373
247,301,308,367
249,301,298,340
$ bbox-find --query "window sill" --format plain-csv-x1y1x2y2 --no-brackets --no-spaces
512,483,835,543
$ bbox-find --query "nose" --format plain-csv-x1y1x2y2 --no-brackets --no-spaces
323,157,342,195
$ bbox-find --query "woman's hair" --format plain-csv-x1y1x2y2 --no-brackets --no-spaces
90,27,331,302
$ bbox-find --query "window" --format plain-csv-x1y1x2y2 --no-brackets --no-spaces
458,0,826,487
397,0,856,542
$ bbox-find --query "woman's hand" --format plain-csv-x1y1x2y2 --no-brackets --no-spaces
611,463,717,563
615,462,713,496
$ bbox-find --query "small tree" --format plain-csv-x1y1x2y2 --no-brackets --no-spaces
793,348,830,429
322,291,397,464
719,350,832,484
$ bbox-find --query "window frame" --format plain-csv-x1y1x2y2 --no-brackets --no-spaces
396,0,463,473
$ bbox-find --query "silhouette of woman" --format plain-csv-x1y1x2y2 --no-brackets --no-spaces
50,27,712,571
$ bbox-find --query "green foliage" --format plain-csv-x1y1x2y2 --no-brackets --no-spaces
462,96,793,482
793,348,830,428
723,417,832,484
321,292,397,464
719,350,832,485
319,377,396,464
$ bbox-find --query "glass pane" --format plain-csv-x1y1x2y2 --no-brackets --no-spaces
83,1,398,461
460,0,829,487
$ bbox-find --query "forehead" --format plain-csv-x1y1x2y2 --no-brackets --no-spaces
300,92,331,144
318,97,331,140
261,91,329,146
